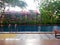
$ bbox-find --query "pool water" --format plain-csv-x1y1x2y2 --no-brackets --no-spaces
0,25,60,32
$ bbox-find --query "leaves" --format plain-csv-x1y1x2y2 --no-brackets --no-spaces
2,0,27,8
39,0,60,24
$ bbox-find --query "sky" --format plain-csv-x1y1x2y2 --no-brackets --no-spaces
24,0,37,10
5,0,40,12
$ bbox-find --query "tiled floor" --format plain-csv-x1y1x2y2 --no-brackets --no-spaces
0,33,60,45
0,33,56,39
12,33,56,40
0,38,60,45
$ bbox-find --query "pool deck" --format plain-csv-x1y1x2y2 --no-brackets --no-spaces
0,32,54,34
0,32,60,45
0,32,56,40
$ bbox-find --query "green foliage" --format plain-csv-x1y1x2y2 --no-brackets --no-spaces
2,0,27,8
39,0,60,24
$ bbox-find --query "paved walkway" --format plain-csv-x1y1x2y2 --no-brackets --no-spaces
15,34,56,40
0,32,60,45
1,32,56,40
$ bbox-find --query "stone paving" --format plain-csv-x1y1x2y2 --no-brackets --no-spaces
0,32,60,45
0,32,57,40
4,33,56,40
15,34,56,39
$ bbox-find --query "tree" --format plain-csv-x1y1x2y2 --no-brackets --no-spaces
39,0,60,24
1,0,27,13
2,0,27,8
0,0,27,24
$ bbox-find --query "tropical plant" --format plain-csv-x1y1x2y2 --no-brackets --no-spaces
39,0,60,24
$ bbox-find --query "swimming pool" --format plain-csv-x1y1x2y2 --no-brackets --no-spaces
0,25,60,32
